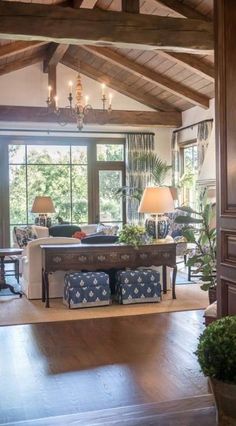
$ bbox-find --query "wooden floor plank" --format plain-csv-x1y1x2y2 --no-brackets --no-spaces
0,311,210,424
2,401,216,426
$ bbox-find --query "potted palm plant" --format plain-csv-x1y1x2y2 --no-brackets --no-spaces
195,316,236,425
175,202,217,303
115,153,173,202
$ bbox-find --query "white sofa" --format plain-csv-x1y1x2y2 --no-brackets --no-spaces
20,224,98,300
21,236,80,299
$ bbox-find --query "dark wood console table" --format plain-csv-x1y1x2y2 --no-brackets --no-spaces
41,242,177,308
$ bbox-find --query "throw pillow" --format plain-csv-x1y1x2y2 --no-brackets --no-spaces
72,231,87,240
14,226,37,248
96,223,119,236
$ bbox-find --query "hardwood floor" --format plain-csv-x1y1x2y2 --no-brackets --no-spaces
2,396,216,425
0,311,210,425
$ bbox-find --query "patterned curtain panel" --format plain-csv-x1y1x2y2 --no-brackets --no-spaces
171,120,213,186
126,133,154,224
171,131,180,187
197,120,213,169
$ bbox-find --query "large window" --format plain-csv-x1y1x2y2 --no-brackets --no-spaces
8,140,125,233
180,143,198,207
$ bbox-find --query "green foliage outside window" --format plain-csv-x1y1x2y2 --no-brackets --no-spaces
9,144,123,226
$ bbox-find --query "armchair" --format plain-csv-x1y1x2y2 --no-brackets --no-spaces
21,236,79,299
166,210,188,262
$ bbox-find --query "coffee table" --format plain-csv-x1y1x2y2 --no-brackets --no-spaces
0,248,23,297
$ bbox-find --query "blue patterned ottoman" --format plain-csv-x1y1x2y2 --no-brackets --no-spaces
64,271,111,309
116,269,161,305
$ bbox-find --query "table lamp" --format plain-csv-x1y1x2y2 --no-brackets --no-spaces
31,196,55,227
138,187,174,241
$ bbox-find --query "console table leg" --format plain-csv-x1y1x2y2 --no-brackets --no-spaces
172,266,177,299
42,268,45,303
162,265,167,294
44,272,50,308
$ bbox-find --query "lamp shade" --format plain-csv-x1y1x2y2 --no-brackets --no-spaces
169,186,178,201
31,196,55,214
138,187,174,214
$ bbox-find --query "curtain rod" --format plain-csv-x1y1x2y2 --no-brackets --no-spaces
173,118,213,134
0,128,155,136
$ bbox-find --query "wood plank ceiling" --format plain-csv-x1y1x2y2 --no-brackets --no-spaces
0,0,214,127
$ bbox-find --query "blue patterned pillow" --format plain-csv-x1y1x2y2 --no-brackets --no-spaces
14,226,37,248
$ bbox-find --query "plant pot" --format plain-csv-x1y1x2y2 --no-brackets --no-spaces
210,378,236,425
209,286,217,304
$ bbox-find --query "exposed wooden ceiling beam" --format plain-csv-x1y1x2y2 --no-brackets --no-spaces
83,46,210,108
154,0,211,21
47,65,57,108
0,40,46,60
157,51,215,82
61,51,179,112
122,0,140,13
0,2,213,53
0,50,45,76
0,105,181,127
43,43,69,73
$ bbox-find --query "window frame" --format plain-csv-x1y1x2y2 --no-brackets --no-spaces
1,136,126,247
179,139,198,207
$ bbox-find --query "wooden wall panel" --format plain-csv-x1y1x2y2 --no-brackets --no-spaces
215,0,236,316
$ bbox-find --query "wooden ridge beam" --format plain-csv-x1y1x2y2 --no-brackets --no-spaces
154,0,212,21
0,1,213,53
43,43,69,73
157,51,215,82
122,0,140,13
83,46,210,108
61,51,178,112
0,105,181,127
0,50,46,76
0,40,46,60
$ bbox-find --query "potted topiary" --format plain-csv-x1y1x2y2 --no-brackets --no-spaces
118,224,147,248
195,316,236,425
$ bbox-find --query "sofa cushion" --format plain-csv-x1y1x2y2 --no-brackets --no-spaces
81,235,118,244
49,224,81,237
13,226,37,248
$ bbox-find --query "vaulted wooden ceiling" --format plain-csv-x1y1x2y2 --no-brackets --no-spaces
0,0,214,127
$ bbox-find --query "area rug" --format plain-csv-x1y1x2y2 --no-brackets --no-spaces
175,265,197,285
0,283,208,327
0,277,22,296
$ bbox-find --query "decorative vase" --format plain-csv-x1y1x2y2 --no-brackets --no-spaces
145,215,170,240
210,378,236,425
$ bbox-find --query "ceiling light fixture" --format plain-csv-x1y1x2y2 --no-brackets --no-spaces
46,72,113,131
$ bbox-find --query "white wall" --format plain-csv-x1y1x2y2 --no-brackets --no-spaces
0,62,154,110
178,99,215,143
0,62,174,165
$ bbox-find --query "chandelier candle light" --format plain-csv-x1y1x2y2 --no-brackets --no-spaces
46,74,113,131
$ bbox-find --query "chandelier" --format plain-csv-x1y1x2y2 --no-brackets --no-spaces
46,73,113,131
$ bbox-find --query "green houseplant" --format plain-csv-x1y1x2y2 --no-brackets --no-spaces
195,316,236,425
115,153,173,203
175,202,217,302
118,224,147,248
